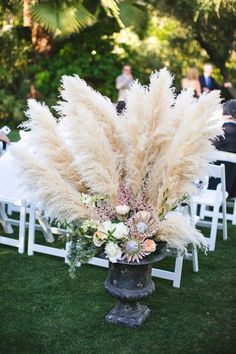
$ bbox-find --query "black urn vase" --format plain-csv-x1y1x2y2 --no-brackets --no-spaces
104,251,166,328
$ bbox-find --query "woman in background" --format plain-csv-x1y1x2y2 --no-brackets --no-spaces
181,67,201,97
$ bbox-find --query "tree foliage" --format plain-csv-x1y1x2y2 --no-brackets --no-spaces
151,0,236,79
0,0,235,128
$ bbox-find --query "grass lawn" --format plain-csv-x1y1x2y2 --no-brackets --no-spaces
0,223,235,354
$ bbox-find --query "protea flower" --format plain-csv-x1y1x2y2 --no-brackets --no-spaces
122,236,156,263
128,211,158,238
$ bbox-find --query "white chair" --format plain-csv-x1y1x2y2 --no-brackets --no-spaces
0,149,28,253
0,150,55,253
0,197,27,253
151,204,199,288
192,163,228,251
27,204,67,258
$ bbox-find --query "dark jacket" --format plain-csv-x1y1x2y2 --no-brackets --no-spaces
212,122,236,198
199,75,220,91
214,122,236,153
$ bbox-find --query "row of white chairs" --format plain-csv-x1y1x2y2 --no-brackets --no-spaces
0,150,234,288
0,196,197,289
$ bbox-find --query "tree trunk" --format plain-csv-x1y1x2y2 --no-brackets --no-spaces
31,22,53,56
23,0,32,27
23,0,53,55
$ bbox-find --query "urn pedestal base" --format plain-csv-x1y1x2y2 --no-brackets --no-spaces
104,250,167,328
105,301,150,328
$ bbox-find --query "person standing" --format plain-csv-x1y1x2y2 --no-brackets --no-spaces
199,63,232,93
181,67,201,97
116,64,134,101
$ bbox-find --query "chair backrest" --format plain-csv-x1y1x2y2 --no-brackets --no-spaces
208,163,227,201
208,163,224,179
213,150,236,164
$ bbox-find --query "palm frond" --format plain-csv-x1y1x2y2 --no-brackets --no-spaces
31,1,95,36
100,0,124,27
119,1,146,29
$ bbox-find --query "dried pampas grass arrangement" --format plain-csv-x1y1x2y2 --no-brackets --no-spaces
10,68,223,252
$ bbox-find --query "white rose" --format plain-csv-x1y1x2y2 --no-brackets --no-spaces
100,220,113,234
115,204,130,215
105,242,122,263
113,222,129,239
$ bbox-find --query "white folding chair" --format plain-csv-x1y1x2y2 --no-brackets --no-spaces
27,204,67,258
192,163,228,251
0,197,27,253
151,204,199,288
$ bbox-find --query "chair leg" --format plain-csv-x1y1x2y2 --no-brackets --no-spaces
208,204,220,251
192,245,199,272
0,203,14,234
173,255,184,288
7,203,13,216
18,201,26,254
35,210,54,243
28,204,36,256
200,204,206,220
232,199,236,225
222,199,228,241
65,241,70,264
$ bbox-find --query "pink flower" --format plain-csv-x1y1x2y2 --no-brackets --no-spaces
143,239,156,253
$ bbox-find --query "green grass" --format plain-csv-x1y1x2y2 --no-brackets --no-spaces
0,223,235,354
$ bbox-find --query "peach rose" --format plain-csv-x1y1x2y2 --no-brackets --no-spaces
143,239,156,253
93,230,108,247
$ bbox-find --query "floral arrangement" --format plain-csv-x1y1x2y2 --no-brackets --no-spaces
11,68,223,274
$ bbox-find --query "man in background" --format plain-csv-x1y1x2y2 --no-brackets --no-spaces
116,64,134,101
199,63,232,93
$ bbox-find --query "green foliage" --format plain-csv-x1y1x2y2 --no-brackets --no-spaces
0,26,31,127
31,1,96,36
0,1,235,128
151,0,236,78
66,221,99,278
31,23,124,102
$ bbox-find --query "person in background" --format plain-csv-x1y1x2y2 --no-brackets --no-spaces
199,63,232,93
116,64,134,101
181,67,201,97
212,99,236,197
214,99,236,153
0,131,10,151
